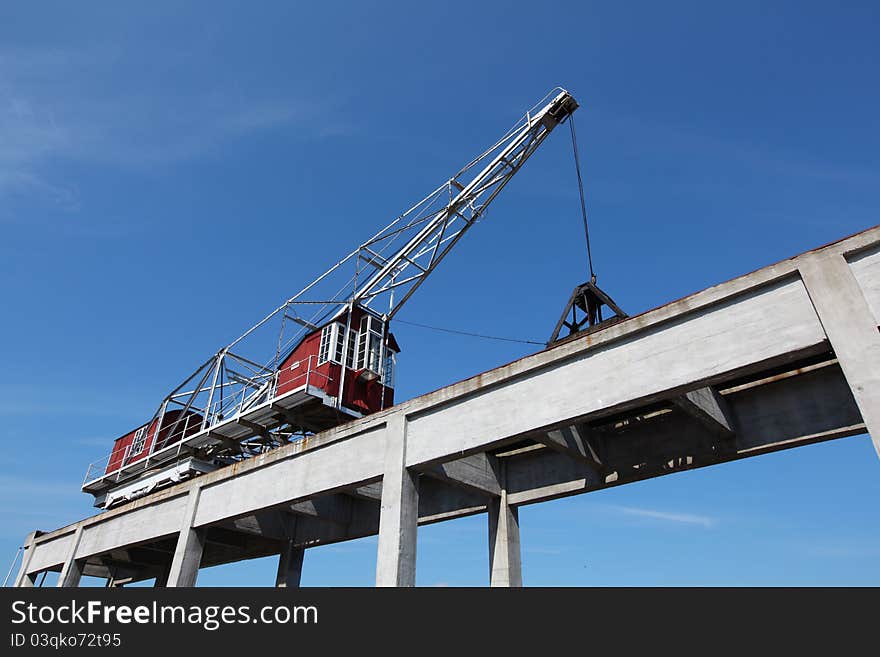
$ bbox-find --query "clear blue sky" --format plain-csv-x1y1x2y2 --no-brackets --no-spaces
1,1,879,586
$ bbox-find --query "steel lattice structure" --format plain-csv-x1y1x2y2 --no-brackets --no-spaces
83,87,580,489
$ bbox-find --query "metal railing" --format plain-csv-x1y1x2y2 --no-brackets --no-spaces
82,355,332,488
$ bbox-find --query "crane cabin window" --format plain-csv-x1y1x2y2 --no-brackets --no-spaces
318,323,349,365
318,325,333,364
130,426,148,455
355,315,384,373
345,327,356,368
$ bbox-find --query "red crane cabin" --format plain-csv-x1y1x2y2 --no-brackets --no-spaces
276,306,400,418
104,409,204,474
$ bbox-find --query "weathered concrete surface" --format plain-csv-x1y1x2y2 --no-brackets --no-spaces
167,489,204,587
800,251,880,456
405,276,826,466
13,532,40,587
56,526,84,588
375,415,419,587
276,540,304,588
14,224,880,587
488,462,522,587
847,244,880,325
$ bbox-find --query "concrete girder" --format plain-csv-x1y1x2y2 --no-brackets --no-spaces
420,453,501,497
673,386,735,439
540,424,607,474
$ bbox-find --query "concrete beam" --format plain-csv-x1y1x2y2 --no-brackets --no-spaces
348,482,383,502
673,387,735,438
404,275,829,468
540,425,606,473
421,453,501,497
288,496,354,525
418,477,487,524
506,361,863,506
166,488,205,588
225,510,292,541
376,416,419,587
800,252,880,457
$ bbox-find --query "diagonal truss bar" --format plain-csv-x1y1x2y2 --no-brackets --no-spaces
338,89,579,320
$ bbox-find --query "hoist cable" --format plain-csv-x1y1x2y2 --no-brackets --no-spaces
395,318,544,345
568,115,595,281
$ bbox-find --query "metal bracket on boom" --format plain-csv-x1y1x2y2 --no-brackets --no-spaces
548,281,627,345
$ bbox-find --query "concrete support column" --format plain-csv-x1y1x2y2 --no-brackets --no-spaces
488,461,522,587
153,565,170,588
18,573,37,587
13,531,39,588
167,487,205,588
376,415,419,587
57,526,85,588
275,540,305,588
800,252,880,457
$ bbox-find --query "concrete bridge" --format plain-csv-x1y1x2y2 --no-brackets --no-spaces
13,225,880,587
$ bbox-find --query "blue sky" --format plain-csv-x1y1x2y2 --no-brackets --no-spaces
1,1,879,586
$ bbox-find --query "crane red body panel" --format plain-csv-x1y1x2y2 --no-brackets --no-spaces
276,306,398,416
105,409,204,474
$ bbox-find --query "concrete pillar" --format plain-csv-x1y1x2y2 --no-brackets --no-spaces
800,252,880,457
57,526,85,588
18,573,37,587
153,565,170,588
167,487,205,588
376,415,419,587
275,540,305,588
13,531,39,588
488,462,522,587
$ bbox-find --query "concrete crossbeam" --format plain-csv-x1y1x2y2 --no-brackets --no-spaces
674,387,735,438
421,453,501,497
541,425,605,473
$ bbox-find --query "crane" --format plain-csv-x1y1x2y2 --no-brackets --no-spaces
82,88,585,508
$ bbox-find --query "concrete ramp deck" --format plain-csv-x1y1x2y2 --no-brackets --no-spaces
14,224,880,587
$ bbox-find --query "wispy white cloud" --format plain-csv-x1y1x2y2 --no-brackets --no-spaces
0,45,349,205
605,504,716,528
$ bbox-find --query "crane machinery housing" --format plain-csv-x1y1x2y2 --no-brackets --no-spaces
81,87,620,509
